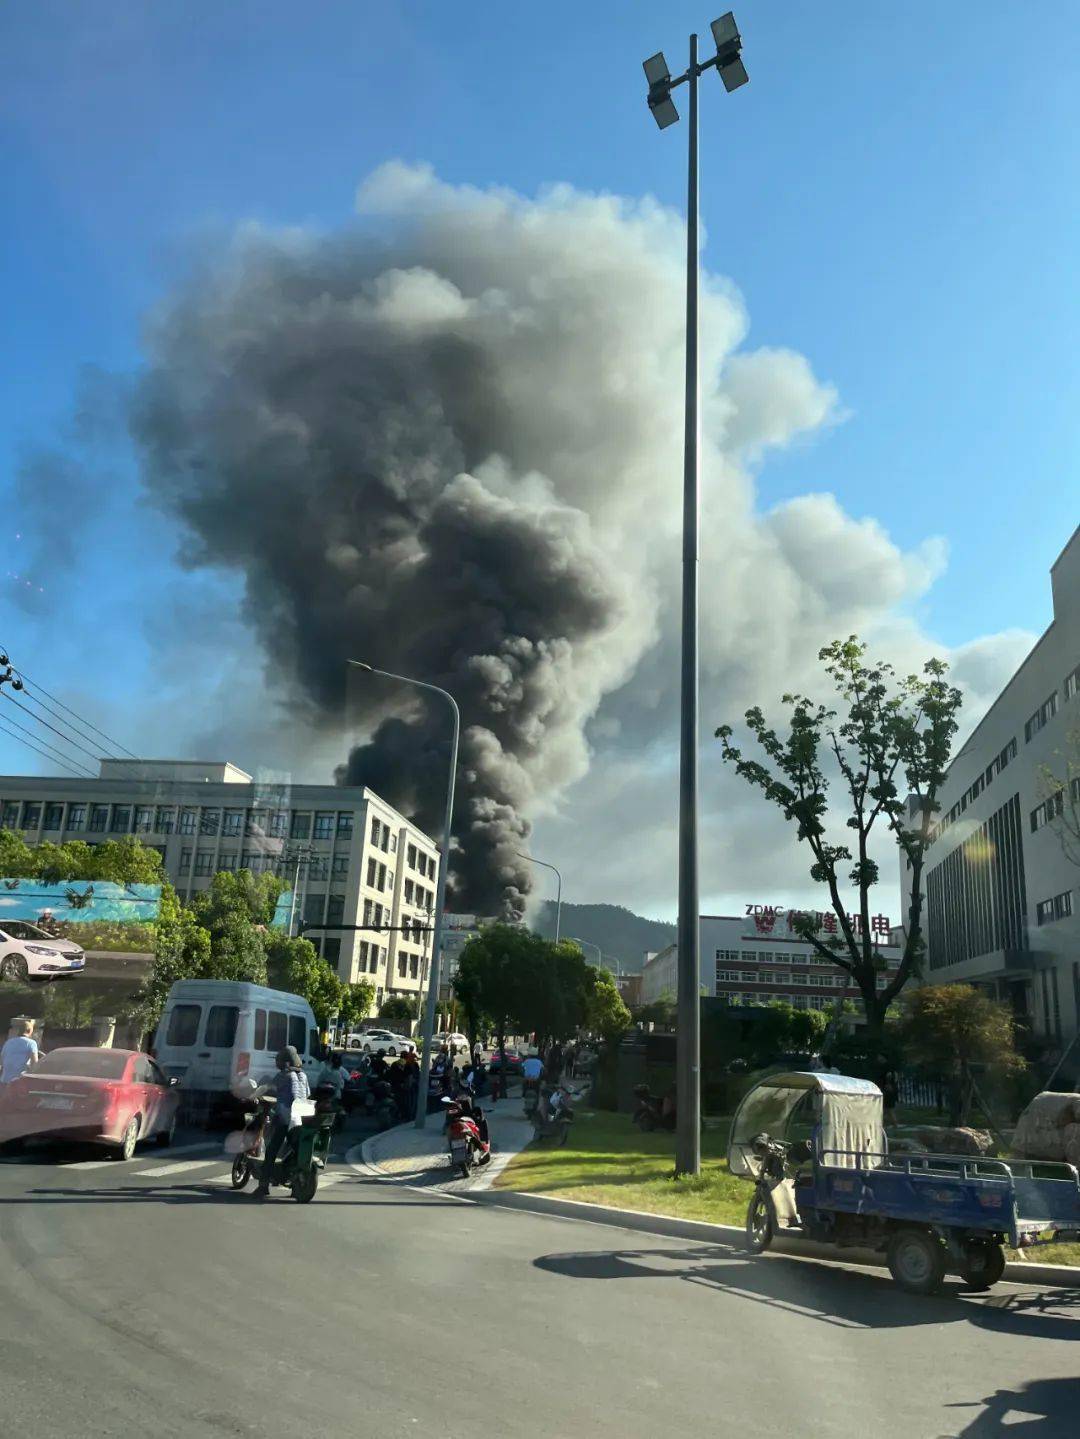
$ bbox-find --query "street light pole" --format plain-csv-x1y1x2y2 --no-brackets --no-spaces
347,660,459,1130
568,936,602,968
515,850,562,942
642,14,748,1177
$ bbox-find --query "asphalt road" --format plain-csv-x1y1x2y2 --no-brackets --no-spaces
0,1123,1077,1437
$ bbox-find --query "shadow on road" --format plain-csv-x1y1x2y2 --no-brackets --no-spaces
943,1378,1080,1435
532,1244,1080,1337
0,1175,455,1207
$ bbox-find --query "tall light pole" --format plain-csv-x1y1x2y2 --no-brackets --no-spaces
642,14,748,1176
347,660,459,1130
568,936,602,968
516,850,562,942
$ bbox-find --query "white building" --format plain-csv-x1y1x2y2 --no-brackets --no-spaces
641,910,901,1015
0,759,440,1005
900,526,1080,1047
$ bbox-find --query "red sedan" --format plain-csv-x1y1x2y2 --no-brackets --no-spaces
0,1047,180,1160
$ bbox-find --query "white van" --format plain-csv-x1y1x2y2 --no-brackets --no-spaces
153,980,322,1112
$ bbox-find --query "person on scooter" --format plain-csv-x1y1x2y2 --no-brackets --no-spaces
253,1046,310,1198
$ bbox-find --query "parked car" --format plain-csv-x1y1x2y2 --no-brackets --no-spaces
153,979,322,1116
0,921,86,983
346,1028,416,1057
441,1032,470,1055
0,1047,180,1159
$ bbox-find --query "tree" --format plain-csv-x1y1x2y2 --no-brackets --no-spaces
0,831,164,885
378,995,419,1032
339,981,375,1031
582,966,631,1043
1038,722,1080,868
898,983,1025,1126
265,931,345,1025
139,881,212,1029
453,925,539,1096
717,636,964,1040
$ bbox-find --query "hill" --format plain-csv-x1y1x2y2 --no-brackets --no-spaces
533,901,675,973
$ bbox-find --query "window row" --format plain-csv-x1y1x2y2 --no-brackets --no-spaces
369,816,396,853
1025,691,1058,743
396,951,422,979
405,842,436,879
1066,663,1080,703
357,940,389,973
928,738,1019,847
1036,890,1073,926
365,857,393,892
1031,789,1064,834
403,877,435,910
0,800,359,843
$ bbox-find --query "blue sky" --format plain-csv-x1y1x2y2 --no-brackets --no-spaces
1,2,1077,795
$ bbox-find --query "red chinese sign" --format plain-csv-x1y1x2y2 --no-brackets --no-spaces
744,904,891,939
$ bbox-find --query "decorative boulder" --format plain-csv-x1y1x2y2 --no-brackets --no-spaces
911,1126,994,1156
1011,1093,1080,1163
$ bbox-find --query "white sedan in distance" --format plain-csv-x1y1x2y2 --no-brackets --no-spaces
346,1028,416,1057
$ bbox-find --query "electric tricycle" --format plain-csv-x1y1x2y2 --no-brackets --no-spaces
728,1071,1080,1295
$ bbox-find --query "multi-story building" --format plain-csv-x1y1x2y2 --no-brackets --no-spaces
641,910,901,1017
0,758,440,1005
900,526,1080,1048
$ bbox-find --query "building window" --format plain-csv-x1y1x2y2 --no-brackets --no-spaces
153,806,174,833
308,854,328,881
363,898,373,926
398,954,407,977
303,893,324,927
407,843,417,870
378,863,387,891
1036,891,1073,926
366,857,377,887
374,903,384,929
197,808,217,835
404,879,414,904
245,810,264,836
389,834,397,854
790,972,807,985
380,827,389,853
177,808,197,835
222,809,243,837
327,894,345,926
409,954,419,978
926,793,1029,971
1,802,19,830
179,848,192,875
89,804,108,833
751,951,770,964
134,805,153,833
291,812,311,839
740,971,755,983
314,812,334,840
66,803,86,832
370,816,381,846
324,938,342,970
194,851,213,877
269,811,287,838
1031,790,1065,832
333,811,353,840
218,852,237,871
332,854,349,879
1025,692,1058,742
716,968,738,982
1065,663,1080,702
43,802,64,831
110,805,131,833
20,801,42,830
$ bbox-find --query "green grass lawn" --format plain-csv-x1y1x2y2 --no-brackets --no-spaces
494,1109,752,1227
496,1108,1080,1267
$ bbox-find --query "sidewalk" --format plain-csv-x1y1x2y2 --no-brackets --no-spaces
355,1088,537,1191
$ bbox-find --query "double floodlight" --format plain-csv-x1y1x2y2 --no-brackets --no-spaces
643,12,748,128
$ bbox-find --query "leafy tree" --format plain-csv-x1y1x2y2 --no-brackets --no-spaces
582,966,632,1042
139,881,212,1028
453,924,539,1096
189,869,285,934
265,931,345,1025
339,981,375,1031
898,983,1025,1125
633,993,677,1028
378,995,420,1032
0,832,164,886
717,636,963,1040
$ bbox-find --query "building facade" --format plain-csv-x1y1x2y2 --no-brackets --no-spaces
900,527,1080,1047
640,910,901,1016
0,759,440,1005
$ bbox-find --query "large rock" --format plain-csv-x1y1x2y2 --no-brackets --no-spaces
1011,1092,1080,1162
1063,1123,1080,1170
911,1125,994,1156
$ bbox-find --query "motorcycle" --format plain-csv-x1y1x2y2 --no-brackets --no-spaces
442,1094,491,1177
230,1081,340,1203
532,1085,574,1146
744,1132,811,1253
372,1079,399,1131
632,1084,676,1133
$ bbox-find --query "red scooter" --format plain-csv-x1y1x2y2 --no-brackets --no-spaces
442,1094,491,1178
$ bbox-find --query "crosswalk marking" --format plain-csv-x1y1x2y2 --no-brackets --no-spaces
206,1169,347,1190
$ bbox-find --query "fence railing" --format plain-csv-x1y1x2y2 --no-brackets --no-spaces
898,1074,941,1110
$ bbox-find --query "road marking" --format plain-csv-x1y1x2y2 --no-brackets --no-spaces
206,1170,347,1190
136,1157,228,1179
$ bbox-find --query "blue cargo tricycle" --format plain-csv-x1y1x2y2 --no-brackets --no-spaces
729,1071,1080,1294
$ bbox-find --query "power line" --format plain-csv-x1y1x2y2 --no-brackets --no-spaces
2,693,104,766
0,648,138,759
15,686,130,762
0,716,95,779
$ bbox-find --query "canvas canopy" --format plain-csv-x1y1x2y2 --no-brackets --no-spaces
728,1071,883,1177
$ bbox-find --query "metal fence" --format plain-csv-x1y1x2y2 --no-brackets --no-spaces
898,1074,941,1110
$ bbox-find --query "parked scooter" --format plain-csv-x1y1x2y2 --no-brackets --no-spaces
442,1094,491,1177
532,1084,574,1145
230,1081,340,1203
632,1083,676,1133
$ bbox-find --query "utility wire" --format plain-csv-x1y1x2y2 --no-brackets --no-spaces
2,692,104,766
0,648,138,759
16,686,130,761
0,716,95,779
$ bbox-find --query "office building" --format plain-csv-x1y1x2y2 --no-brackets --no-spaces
900,527,1080,1046
0,759,440,1005
640,910,901,1015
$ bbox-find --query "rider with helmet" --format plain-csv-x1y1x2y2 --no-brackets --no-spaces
253,1046,310,1198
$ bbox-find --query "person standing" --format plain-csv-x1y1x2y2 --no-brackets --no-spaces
1,1017,41,1085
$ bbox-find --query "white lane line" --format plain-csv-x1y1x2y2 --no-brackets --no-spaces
136,1157,228,1179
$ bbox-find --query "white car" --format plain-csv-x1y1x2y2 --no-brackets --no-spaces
346,1028,416,1058
442,1032,471,1055
0,921,86,983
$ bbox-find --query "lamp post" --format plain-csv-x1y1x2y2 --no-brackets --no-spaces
568,936,602,968
347,660,459,1130
515,850,562,942
642,13,748,1177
